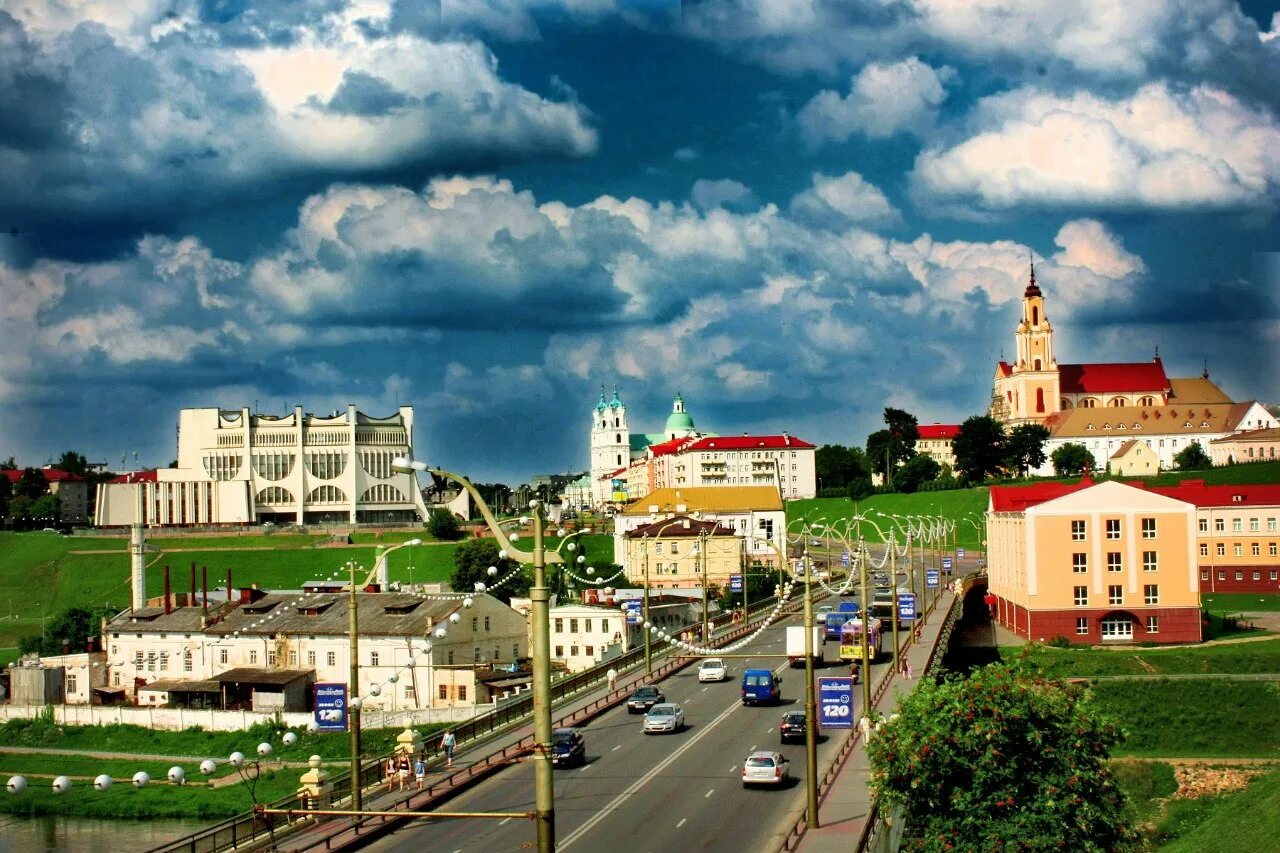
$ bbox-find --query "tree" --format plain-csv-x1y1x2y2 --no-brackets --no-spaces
1004,423,1051,477
0,473,10,519
816,445,873,492
866,408,922,487
894,454,941,493
451,538,530,604
55,451,90,477
867,657,1139,853
1174,442,1212,471
951,415,1008,484
0,456,16,470
428,507,463,541
14,468,48,500
1051,443,1096,477
18,605,114,657
30,494,61,523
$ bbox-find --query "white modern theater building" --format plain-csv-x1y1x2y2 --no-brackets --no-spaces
95,405,430,527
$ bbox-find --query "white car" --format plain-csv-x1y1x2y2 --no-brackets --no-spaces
742,750,790,787
697,658,727,682
642,703,685,734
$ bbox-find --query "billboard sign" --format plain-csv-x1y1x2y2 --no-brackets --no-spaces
956,547,966,560
897,592,917,621
621,601,642,625
817,677,854,729
314,683,348,732
926,569,940,589
840,550,850,567
942,556,953,572
729,574,743,593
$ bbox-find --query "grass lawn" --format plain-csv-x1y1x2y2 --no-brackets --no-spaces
1156,768,1280,852
0,531,616,650
1202,593,1280,613
1091,680,1280,758
787,489,990,550
1012,638,1280,676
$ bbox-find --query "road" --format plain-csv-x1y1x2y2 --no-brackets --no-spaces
364,610,892,853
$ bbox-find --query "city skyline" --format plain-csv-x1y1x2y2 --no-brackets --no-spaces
2,1,1278,483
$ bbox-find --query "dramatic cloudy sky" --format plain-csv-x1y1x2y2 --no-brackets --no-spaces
2,0,1279,483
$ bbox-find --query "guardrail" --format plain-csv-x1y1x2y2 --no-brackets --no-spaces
150,594,794,853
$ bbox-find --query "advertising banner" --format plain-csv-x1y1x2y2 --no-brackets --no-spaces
314,683,348,732
817,677,854,729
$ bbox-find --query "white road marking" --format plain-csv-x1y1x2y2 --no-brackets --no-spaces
766,728,773,733
579,764,591,771
498,818,512,826
677,818,687,828
611,744,621,751
558,699,744,850
750,744,757,751
704,788,715,798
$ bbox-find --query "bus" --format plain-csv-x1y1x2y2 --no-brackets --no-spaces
838,617,883,662
871,587,913,629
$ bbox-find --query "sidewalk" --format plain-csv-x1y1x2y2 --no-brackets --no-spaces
795,587,957,853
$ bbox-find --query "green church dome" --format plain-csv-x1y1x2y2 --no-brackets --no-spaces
664,392,695,433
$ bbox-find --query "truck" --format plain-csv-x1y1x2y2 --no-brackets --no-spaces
786,625,824,668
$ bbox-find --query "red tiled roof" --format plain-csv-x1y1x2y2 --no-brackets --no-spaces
917,424,959,439
1058,360,1170,395
989,480,1096,512
996,361,1012,378
599,467,628,481
1145,481,1280,509
684,434,815,451
2,467,86,483
648,438,691,457
107,470,159,484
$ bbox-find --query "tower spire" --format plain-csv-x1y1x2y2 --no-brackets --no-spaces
1024,251,1041,297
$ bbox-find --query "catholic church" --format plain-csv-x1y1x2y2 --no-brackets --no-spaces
991,264,1277,472
588,387,702,506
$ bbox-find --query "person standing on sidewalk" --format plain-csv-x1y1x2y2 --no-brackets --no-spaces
607,667,618,692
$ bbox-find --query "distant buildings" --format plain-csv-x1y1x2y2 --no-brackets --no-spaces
588,386,817,506
94,405,429,527
2,467,90,524
914,424,959,469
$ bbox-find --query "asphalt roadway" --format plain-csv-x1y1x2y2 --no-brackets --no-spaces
362,612,892,853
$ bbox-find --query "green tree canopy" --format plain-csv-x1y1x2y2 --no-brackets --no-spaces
0,473,10,519
428,507,463,541
451,538,529,604
1050,443,1096,477
56,451,90,477
867,407,921,486
1004,423,1051,477
14,468,48,500
867,657,1138,853
816,444,872,491
30,494,61,523
894,454,941,493
951,415,1008,484
1173,443,1211,471
19,605,115,657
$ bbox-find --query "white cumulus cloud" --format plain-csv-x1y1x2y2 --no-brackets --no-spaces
798,57,954,144
790,171,901,228
913,82,1280,210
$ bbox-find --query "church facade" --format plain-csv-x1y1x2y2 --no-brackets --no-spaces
991,266,1277,474
589,388,701,506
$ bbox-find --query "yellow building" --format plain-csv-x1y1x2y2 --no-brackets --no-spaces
1209,427,1280,467
621,515,741,590
987,479,1200,644
1107,439,1158,476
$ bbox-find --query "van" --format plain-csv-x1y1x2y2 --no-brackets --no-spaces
741,669,781,705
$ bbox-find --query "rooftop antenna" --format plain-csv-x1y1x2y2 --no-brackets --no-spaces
1202,358,1210,379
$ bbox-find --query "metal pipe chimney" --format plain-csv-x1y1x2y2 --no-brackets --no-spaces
189,562,196,608
202,565,208,612
130,524,147,612
226,569,233,604
163,565,172,615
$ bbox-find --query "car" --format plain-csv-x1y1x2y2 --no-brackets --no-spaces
642,703,685,734
741,669,782,705
626,685,665,713
873,572,890,585
697,658,727,682
742,750,790,787
779,711,806,744
551,728,586,767
817,604,835,615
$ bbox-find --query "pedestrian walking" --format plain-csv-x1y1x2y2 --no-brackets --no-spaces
606,667,618,692
441,729,457,768
384,757,397,792
396,753,411,791
414,755,426,789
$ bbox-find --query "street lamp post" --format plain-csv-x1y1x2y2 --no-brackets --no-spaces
800,538,818,829
345,558,364,818
394,458,560,853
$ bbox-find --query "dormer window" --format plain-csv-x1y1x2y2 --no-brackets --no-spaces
1085,424,1095,431
1118,423,1127,430
1102,423,1111,430
1132,423,1142,430
1184,421,1193,428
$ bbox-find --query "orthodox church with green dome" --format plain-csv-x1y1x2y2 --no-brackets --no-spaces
589,387,704,506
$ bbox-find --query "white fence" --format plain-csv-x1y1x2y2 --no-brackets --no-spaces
0,703,493,732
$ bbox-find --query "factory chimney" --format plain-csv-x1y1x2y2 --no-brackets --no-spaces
130,524,147,612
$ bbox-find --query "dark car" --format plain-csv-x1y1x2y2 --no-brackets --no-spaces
626,686,665,714
779,711,806,744
551,728,586,767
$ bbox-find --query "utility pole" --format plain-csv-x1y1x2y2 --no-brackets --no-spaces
801,541,818,829
347,559,362,818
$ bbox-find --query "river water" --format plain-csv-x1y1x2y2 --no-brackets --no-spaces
0,816,197,852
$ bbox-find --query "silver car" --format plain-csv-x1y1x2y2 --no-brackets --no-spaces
642,703,685,734
742,750,790,787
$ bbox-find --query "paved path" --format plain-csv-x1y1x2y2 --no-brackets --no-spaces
794,585,959,853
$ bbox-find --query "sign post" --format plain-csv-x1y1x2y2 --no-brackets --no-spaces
926,569,940,588
897,592,917,623
817,677,854,729
956,547,966,560
314,683,348,732
729,574,743,593
941,556,953,575
622,600,642,626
